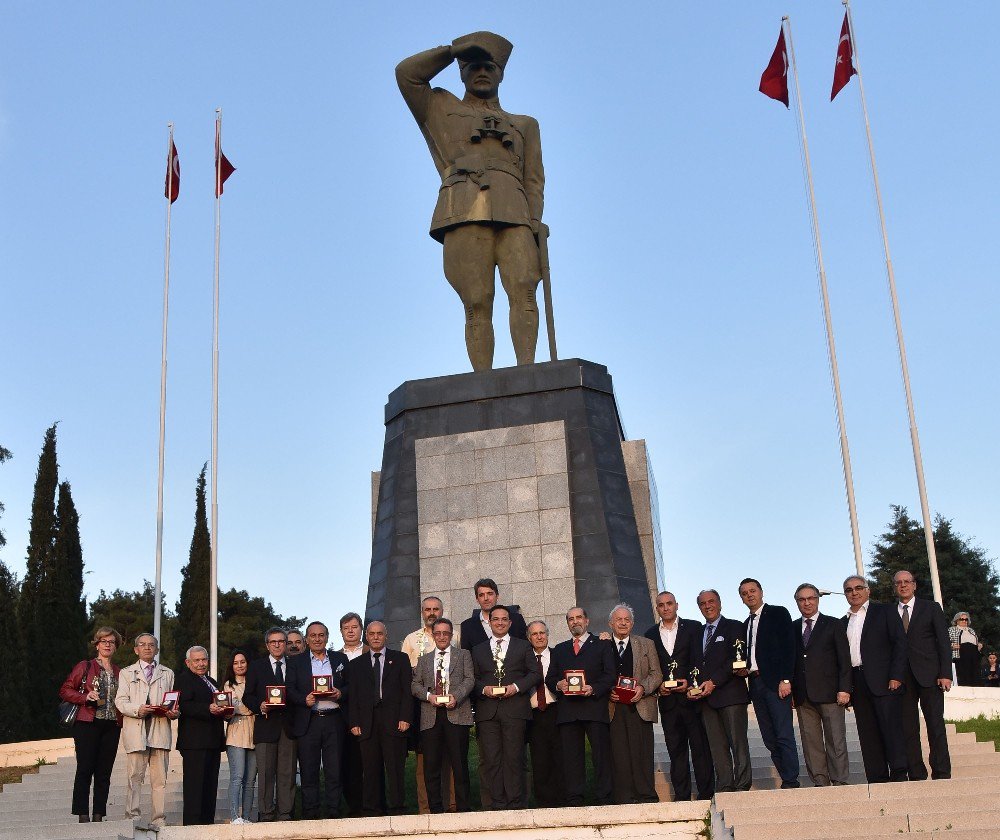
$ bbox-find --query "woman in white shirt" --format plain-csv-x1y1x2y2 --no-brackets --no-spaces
223,649,256,823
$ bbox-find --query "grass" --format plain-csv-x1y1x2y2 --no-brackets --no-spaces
949,714,1000,750
0,764,41,792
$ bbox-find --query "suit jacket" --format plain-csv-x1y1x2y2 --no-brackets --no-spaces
645,618,703,714
842,601,908,696
459,607,528,652
792,613,852,705
608,635,661,724
115,661,175,752
899,597,952,686
694,616,750,709
745,604,795,691
174,667,225,752
346,647,412,740
546,633,617,724
411,645,475,729
244,655,302,744
287,648,350,737
471,636,539,722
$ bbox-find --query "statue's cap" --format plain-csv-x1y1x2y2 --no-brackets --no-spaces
452,31,513,71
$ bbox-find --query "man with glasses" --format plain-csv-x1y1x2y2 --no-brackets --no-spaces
245,627,298,821
893,570,952,780
791,584,852,786
842,575,909,782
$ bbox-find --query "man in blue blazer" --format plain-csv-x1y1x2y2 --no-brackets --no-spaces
737,578,800,788
842,575,908,782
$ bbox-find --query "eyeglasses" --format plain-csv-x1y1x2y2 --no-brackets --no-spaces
97,639,117,646
795,596,819,603
894,580,915,586
136,643,157,649
958,618,970,622
267,639,287,646
843,585,868,594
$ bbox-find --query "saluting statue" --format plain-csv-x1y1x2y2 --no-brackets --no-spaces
397,31,545,371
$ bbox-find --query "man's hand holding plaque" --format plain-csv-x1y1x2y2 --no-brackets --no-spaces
211,690,235,717
312,675,334,697
611,675,643,704
265,685,287,709
563,669,588,695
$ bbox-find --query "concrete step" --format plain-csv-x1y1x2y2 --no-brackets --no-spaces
0,820,133,840
724,793,997,825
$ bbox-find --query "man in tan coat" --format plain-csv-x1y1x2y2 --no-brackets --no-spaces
606,604,662,804
114,633,178,828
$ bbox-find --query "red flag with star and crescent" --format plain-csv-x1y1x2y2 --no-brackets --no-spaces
214,125,235,197
164,141,180,203
831,12,857,100
759,26,789,107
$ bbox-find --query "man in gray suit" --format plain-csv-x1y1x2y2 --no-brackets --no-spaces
411,618,474,812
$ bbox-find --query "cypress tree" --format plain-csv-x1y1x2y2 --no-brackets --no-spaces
0,443,30,743
175,464,212,663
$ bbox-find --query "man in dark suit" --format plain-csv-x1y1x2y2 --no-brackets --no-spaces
644,590,714,801
174,645,226,825
690,589,751,793
411,618,475,813
244,627,302,822
894,569,953,780
791,583,852,786
347,621,412,816
287,620,350,819
737,578,800,788
842,575,909,782
526,620,564,807
459,577,528,652
546,606,616,806
471,605,539,809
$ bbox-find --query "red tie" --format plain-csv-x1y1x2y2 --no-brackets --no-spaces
573,638,581,655
535,655,547,710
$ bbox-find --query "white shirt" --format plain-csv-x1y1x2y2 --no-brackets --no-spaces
480,612,492,639
846,601,868,667
659,619,679,657
613,635,631,657
342,644,365,661
898,597,915,623
490,633,512,659
269,655,287,678
530,647,557,708
747,605,764,671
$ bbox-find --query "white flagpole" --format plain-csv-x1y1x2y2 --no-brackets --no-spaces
784,17,864,576
154,124,175,643
210,109,222,678
843,0,942,605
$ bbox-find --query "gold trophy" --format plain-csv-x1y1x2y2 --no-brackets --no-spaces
433,657,450,705
91,675,106,707
686,667,703,698
662,660,679,690
732,638,748,671
489,644,507,696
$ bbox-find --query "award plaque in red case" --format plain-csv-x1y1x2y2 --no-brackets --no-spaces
214,690,233,709
266,685,287,706
153,690,180,715
564,670,587,694
613,675,639,703
312,675,334,696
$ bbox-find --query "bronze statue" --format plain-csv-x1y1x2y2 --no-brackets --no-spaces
397,32,545,371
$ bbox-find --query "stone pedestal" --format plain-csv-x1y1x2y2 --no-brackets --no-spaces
367,359,660,645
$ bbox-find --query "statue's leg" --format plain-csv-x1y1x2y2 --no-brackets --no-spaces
496,225,542,366
443,225,497,372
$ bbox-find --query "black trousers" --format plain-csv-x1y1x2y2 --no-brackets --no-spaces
852,666,907,782
700,703,751,792
609,705,657,804
71,719,120,817
901,666,951,780
180,748,222,825
477,713,528,809
559,719,611,806
358,706,407,816
299,711,345,818
660,701,714,801
342,724,365,816
421,707,471,812
528,705,565,807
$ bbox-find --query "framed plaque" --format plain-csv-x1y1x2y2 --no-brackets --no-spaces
312,675,334,696
153,690,180,715
266,685,287,706
613,675,639,703
564,669,586,694
214,691,233,709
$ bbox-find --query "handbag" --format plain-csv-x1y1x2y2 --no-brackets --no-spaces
57,659,91,727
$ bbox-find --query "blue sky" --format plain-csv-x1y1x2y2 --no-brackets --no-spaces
2,2,997,642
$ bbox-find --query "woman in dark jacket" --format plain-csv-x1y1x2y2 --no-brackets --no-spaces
982,652,1000,687
59,626,124,823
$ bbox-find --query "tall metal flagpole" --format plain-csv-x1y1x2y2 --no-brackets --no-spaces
154,124,175,643
210,109,222,678
785,17,864,576
843,0,942,605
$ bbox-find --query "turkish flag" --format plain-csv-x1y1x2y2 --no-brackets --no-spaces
759,27,789,107
214,127,235,197
831,12,857,100
164,141,180,203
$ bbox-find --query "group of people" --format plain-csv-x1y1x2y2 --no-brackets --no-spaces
58,572,979,826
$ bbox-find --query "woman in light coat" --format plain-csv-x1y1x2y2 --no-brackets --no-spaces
114,633,178,828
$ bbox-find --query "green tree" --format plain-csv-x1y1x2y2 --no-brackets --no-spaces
89,582,179,669
218,588,304,664
47,481,88,662
175,465,212,663
869,505,1000,649
0,443,12,550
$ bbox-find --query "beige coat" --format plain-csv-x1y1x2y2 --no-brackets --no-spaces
608,635,662,724
224,679,255,749
115,661,175,752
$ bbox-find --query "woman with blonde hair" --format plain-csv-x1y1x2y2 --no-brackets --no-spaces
59,626,124,823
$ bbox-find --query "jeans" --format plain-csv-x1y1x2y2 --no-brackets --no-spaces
226,745,257,821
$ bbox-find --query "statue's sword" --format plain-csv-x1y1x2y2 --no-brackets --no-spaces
537,222,558,361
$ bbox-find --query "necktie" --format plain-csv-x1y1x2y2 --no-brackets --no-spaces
200,675,215,692
144,662,154,682
618,640,625,657
902,604,910,632
275,659,284,682
535,654,547,710
746,613,756,663
573,637,581,655
803,617,813,647
373,652,382,699
704,624,716,653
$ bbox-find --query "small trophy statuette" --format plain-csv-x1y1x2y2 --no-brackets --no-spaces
732,638,748,671
686,667,703,698
91,675,107,707
489,644,507,696
662,660,679,690
433,658,450,705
